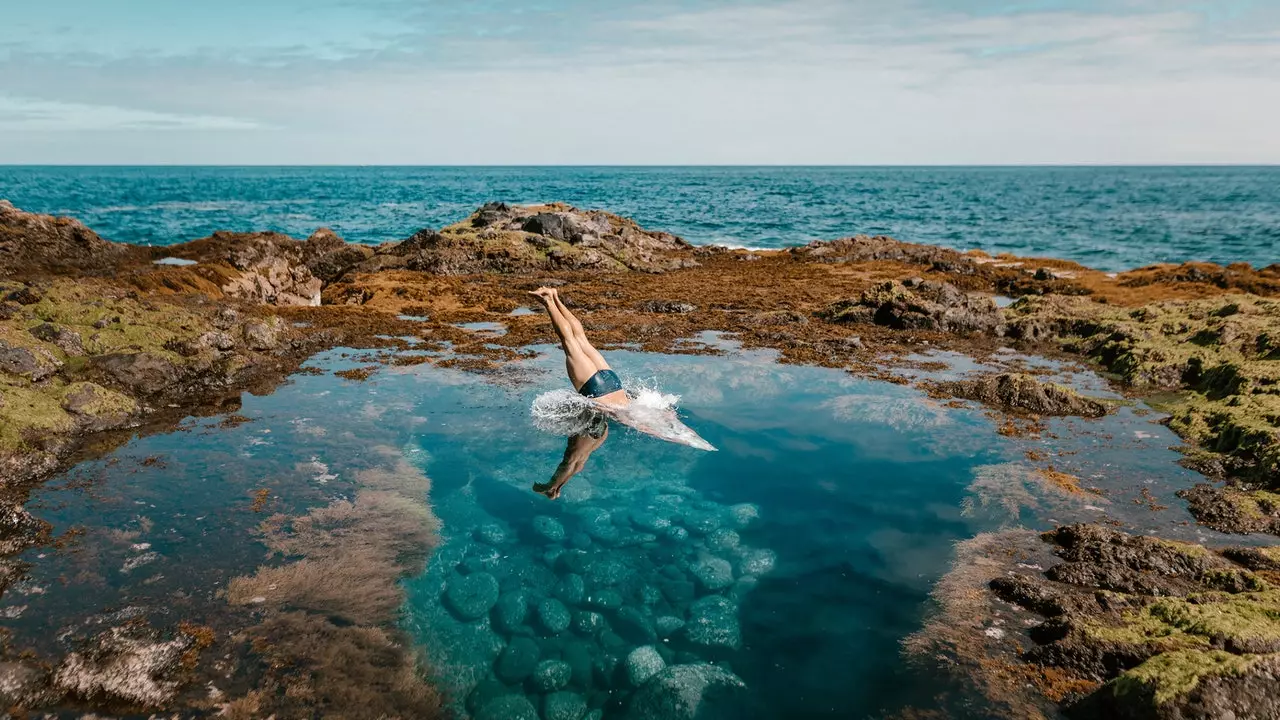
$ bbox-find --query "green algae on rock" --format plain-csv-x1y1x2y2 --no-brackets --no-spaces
919,523,1280,719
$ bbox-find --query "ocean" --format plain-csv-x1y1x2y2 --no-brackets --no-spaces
1,166,1276,271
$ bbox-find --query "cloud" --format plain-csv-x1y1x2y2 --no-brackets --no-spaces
0,95,263,131
0,0,1277,163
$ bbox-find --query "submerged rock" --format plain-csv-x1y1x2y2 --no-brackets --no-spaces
475,693,539,720
626,646,667,687
53,626,195,706
556,573,587,606
683,595,742,651
493,590,528,634
537,598,572,635
614,606,657,644
532,659,573,692
624,664,752,720
656,615,686,639
543,690,589,720
495,637,542,683
533,515,567,542
444,572,500,621
691,557,735,592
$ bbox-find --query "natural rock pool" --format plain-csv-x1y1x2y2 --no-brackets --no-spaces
1,334,1234,718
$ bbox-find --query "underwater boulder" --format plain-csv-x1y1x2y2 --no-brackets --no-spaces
691,557,734,592
736,548,777,576
537,598,573,635
543,691,589,720
444,572,500,621
573,611,607,637
475,523,509,545
475,693,539,720
728,504,760,529
615,607,658,644
493,590,529,635
533,515,567,543
625,664,752,720
555,573,587,606
706,529,740,553
683,595,742,652
626,645,667,687
495,637,542,683
532,659,573,692
656,616,686,639
587,557,629,586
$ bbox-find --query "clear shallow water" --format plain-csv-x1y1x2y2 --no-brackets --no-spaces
1,339,1230,718
2,166,1278,271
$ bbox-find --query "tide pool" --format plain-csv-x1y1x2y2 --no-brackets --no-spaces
0,337,1220,718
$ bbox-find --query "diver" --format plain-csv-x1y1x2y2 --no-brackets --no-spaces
529,287,629,406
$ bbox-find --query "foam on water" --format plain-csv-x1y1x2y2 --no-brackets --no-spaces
531,379,683,436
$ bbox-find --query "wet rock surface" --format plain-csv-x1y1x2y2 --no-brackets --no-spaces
960,524,1280,719
933,372,1109,418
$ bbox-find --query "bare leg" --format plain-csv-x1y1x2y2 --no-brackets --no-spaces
531,288,599,390
550,289,610,372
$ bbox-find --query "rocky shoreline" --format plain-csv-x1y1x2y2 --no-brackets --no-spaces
2,198,1278,718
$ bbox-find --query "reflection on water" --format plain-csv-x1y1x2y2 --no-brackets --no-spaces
0,338,1222,718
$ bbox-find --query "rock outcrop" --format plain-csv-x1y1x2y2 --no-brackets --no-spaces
821,278,1005,336
934,373,1109,418
346,202,697,277
985,524,1280,719
166,231,324,306
0,200,146,278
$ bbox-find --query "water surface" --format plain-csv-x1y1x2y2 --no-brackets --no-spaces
0,336,1230,718
3,166,1277,270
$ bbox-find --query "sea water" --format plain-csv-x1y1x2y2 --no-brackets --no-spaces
3,166,1278,270
1,337,1235,718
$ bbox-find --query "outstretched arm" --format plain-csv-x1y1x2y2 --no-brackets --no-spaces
533,427,608,500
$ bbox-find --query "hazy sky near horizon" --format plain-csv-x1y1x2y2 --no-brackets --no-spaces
2,0,1278,164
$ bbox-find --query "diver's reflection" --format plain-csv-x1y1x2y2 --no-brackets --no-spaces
534,419,608,500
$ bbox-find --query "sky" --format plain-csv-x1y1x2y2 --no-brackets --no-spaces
1,0,1278,164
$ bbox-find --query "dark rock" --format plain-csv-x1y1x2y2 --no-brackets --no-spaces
493,590,529,634
523,213,574,243
444,572,500,621
6,286,43,305
495,637,542,683
934,373,1108,418
0,339,62,381
29,323,84,356
614,606,657,644
641,300,697,314
472,202,512,228
90,352,181,397
1176,484,1280,535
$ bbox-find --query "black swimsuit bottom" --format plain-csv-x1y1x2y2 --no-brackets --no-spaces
579,369,623,398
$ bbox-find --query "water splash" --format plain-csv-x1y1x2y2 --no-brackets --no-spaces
530,378,680,436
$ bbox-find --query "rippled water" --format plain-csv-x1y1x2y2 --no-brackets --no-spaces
2,166,1277,271
2,336,1228,718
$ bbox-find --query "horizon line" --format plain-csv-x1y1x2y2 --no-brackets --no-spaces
3,163,1280,169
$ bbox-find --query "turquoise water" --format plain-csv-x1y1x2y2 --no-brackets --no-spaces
3,166,1278,270
1,337,1225,718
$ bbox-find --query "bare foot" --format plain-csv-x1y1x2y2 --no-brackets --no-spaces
529,287,556,305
